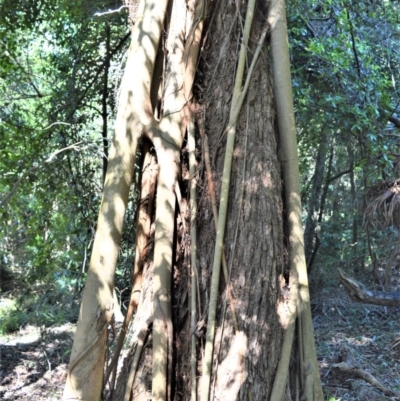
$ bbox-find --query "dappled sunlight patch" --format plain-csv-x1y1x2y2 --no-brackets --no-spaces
323,332,374,347
247,330,264,360
214,331,248,401
233,146,242,158
0,323,74,400
276,297,295,330
244,176,259,193
276,275,295,329
346,335,374,347
255,163,274,189
0,324,41,346
261,171,274,189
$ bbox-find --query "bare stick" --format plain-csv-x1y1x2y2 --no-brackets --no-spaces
202,130,238,333
189,116,198,401
332,362,400,397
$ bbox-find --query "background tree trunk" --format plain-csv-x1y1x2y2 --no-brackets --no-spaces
304,131,330,267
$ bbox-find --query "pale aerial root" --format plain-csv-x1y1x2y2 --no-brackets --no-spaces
268,0,323,399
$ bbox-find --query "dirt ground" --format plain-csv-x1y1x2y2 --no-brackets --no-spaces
0,324,74,400
313,289,400,401
1,289,400,400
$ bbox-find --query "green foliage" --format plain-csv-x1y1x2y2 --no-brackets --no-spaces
0,277,81,334
289,0,400,273
0,0,135,327
0,1,130,279
0,298,17,318
0,311,23,334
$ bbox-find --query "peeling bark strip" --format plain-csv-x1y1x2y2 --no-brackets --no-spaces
105,139,158,391
188,116,199,401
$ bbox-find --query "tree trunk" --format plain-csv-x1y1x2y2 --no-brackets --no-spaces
116,1,292,400
195,4,284,400
65,1,322,400
307,146,333,270
304,131,330,267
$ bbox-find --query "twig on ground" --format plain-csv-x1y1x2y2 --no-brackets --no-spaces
332,362,400,397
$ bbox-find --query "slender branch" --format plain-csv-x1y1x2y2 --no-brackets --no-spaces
347,8,361,78
200,114,239,333
95,5,129,17
43,122,72,130
307,146,334,270
212,98,251,399
5,93,51,101
327,168,352,183
332,362,400,397
45,141,84,163
389,115,400,128
214,24,269,149
101,23,111,183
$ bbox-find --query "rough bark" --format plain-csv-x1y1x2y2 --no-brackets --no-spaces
118,2,286,399
194,2,285,399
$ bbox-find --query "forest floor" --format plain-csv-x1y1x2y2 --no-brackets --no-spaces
1,281,400,400
312,287,400,401
0,323,74,400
